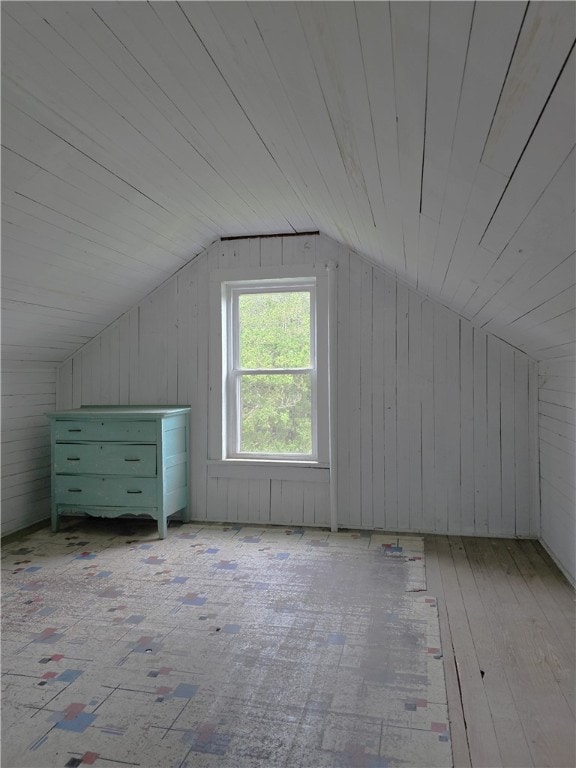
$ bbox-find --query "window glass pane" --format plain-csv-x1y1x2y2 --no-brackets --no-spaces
238,291,311,369
239,373,312,454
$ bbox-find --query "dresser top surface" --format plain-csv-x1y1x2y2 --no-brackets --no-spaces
48,406,191,420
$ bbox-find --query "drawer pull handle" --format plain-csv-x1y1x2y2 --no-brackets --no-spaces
68,488,83,493
67,458,81,462
67,429,82,432
124,458,141,462
127,490,142,494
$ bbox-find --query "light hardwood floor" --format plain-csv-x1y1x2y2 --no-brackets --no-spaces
424,536,575,768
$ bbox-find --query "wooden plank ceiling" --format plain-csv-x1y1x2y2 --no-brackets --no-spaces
2,1,575,364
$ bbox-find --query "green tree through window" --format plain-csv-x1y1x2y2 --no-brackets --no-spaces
228,285,315,457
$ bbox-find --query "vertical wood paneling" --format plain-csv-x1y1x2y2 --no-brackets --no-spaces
270,480,282,526
460,322,475,534
176,264,196,403
407,292,423,530
287,481,304,526
383,275,398,531
433,308,449,533
360,261,373,529
514,352,530,537
413,297,426,530
208,249,224,462
56,360,72,410
138,281,178,404
218,240,240,270
538,356,575,583
371,269,386,531
487,337,503,534
194,251,210,520
72,356,82,409
242,480,258,524
347,254,362,528
236,478,252,522
314,482,330,527
81,338,102,405
354,263,532,538
260,236,283,267
500,344,517,536
128,307,140,405
213,477,229,523
237,237,262,267
105,324,121,404
446,314,461,533
228,479,242,523
529,360,541,540
251,479,270,524
118,314,130,403
54,233,535,539
337,247,351,527
205,476,217,523
282,234,317,266
303,482,316,527
99,327,111,405
421,300,436,533
177,259,201,517
396,284,410,530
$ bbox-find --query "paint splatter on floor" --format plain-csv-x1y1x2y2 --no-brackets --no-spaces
1,519,452,767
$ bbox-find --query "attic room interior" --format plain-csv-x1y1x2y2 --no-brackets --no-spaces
1,1,575,767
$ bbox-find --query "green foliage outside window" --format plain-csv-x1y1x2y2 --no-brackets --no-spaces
237,291,313,455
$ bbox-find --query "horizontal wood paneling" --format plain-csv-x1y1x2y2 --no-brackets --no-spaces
1,364,55,536
56,234,537,538
538,356,576,583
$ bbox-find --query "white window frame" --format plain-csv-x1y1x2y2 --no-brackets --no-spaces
212,266,329,466
225,278,317,460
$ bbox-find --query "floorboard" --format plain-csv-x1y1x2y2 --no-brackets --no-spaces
425,534,576,768
423,536,472,767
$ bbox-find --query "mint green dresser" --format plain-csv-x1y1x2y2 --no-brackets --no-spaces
48,406,191,539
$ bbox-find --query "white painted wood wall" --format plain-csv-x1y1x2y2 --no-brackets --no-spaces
1,362,55,536
55,233,539,538
538,357,576,583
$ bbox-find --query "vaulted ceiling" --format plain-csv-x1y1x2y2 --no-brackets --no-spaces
2,1,575,365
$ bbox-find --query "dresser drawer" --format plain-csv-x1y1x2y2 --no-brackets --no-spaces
54,444,157,476
55,476,157,507
53,420,157,443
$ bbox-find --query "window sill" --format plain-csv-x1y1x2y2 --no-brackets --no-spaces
207,459,330,482
210,458,328,467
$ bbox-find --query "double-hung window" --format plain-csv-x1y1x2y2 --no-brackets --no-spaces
223,275,327,462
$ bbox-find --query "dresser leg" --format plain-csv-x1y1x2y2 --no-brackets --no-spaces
157,515,167,540
51,506,60,533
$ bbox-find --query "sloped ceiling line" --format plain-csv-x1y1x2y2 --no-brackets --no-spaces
2,1,574,364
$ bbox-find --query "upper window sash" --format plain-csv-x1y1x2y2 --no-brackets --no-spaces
230,283,316,374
